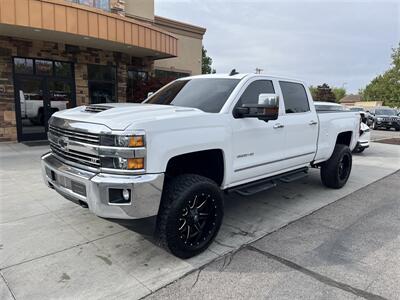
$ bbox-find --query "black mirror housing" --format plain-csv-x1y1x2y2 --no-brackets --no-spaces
235,93,279,121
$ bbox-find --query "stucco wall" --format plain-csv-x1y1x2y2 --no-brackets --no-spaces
154,33,202,76
125,0,154,21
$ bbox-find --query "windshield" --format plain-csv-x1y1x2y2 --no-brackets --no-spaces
350,107,364,112
375,109,396,116
144,79,240,113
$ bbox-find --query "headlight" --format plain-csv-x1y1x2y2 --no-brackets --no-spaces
101,157,145,170
100,135,145,147
377,117,383,121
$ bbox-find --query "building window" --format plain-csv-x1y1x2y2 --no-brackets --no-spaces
88,64,116,104
13,58,73,78
127,70,148,102
14,58,33,74
155,69,190,80
35,60,53,76
68,0,110,11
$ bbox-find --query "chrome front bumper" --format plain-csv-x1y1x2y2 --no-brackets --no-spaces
41,153,164,219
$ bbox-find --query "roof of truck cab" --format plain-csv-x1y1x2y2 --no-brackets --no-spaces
179,73,304,83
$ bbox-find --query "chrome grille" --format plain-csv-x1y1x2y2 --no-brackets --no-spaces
50,141,100,169
49,125,100,145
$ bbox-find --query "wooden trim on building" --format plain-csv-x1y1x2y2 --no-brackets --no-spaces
0,0,178,56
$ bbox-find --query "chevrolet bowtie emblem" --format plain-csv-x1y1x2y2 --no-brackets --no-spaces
58,137,69,151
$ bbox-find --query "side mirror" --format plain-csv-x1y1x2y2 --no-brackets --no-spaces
234,93,279,121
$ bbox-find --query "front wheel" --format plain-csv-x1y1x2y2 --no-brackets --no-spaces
372,121,378,130
157,174,223,258
321,144,352,189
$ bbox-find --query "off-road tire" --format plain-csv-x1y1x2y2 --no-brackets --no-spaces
157,174,223,258
321,144,352,189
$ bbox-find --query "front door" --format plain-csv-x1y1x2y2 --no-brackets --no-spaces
13,57,75,142
14,77,48,141
230,79,288,185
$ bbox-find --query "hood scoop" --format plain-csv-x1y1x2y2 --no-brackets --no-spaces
84,105,114,113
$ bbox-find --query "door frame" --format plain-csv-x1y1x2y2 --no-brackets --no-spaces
12,57,76,142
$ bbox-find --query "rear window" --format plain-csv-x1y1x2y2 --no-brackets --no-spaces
280,81,310,114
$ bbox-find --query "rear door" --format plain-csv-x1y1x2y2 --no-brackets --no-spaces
277,81,318,168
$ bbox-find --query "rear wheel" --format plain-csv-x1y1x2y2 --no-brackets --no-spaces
157,174,223,258
321,144,352,189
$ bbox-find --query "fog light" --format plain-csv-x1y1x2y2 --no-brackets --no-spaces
109,188,131,204
122,189,130,201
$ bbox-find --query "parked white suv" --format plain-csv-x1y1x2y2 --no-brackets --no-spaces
41,73,360,258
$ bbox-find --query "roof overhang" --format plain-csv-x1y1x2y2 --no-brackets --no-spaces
0,0,178,59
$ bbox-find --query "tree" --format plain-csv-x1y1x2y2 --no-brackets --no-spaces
310,85,346,102
311,83,337,102
332,87,346,102
361,43,400,107
202,46,216,74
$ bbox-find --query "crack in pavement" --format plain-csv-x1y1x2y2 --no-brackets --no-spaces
191,269,203,288
246,245,388,300
1,271,16,300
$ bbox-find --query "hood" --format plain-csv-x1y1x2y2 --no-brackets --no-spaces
53,103,205,130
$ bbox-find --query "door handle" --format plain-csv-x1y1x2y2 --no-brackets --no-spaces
273,123,284,129
309,120,318,125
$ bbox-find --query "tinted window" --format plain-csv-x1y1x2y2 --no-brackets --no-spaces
375,109,396,116
145,79,239,113
14,58,33,74
55,61,72,77
280,81,310,113
236,80,275,107
88,64,116,81
35,60,53,75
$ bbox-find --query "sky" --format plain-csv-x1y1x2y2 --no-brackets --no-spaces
155,0,400,94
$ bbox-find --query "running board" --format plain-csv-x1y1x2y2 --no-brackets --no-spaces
229,167,309,196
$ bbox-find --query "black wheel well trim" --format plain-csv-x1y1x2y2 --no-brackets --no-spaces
164,149,225,186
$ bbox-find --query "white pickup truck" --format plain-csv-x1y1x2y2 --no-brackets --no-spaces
41,73,360,258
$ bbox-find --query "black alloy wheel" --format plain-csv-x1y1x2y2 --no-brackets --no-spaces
320,144,352,189
177,192,219,248
338,153,351,181
157,174,224,258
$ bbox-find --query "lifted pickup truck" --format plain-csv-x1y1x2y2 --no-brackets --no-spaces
41,73,360,258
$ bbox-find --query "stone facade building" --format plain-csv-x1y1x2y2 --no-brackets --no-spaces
0,0,206,142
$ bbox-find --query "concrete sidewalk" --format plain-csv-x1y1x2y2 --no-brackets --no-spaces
148,171,400,300
0,140,399,299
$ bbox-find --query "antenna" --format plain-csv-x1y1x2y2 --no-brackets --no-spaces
255,68,264,74
229,69,239,76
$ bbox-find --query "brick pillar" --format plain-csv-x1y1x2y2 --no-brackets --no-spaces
0,42,17,142
75,63,89,106
117,63,127,103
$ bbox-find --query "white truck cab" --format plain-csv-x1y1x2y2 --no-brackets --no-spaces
41,73,360,258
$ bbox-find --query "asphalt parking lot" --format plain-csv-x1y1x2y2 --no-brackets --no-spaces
1,130,399,300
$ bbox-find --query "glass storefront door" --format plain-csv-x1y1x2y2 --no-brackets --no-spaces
13,58,75,141
15,77,47,140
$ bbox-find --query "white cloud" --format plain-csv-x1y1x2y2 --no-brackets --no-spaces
155,0,400,93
